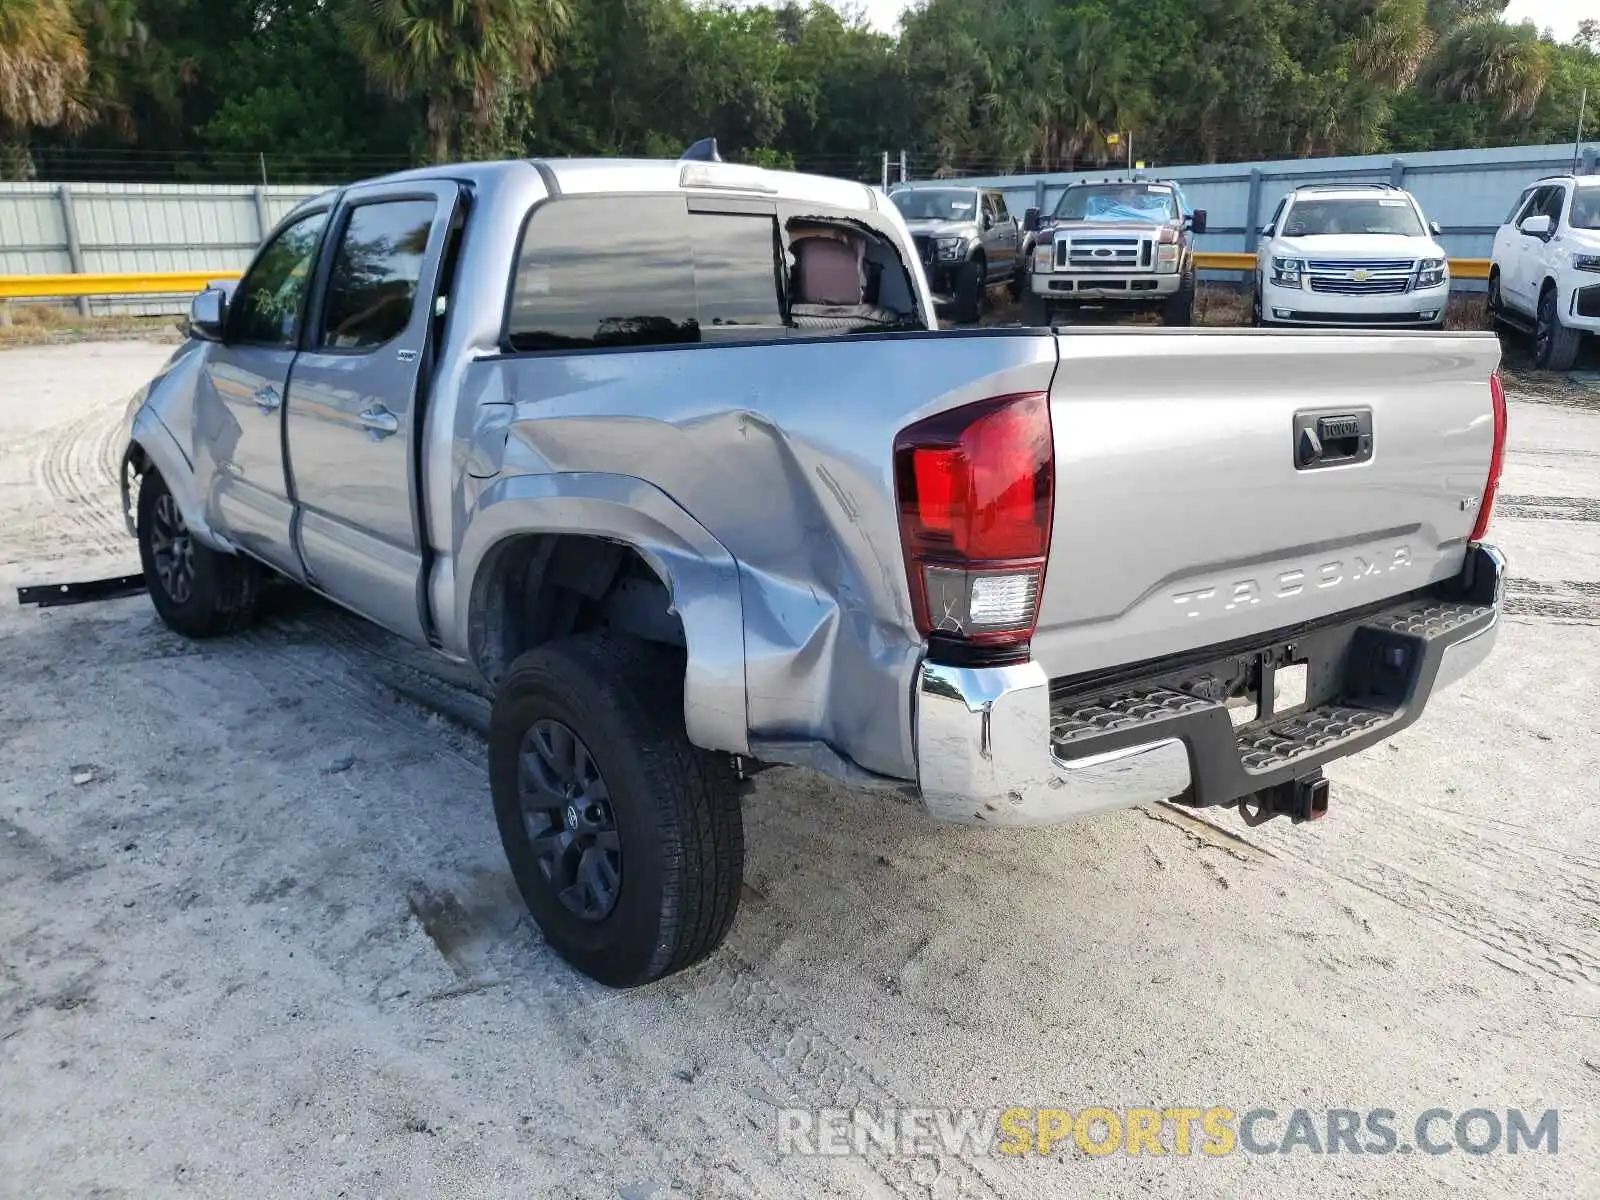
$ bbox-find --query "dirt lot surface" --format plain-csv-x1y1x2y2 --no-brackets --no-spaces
2,341,1597,1199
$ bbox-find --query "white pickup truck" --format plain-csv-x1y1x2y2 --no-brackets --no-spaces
119,157,1508,987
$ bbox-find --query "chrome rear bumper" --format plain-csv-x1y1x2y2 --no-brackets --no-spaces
913,545,1505,827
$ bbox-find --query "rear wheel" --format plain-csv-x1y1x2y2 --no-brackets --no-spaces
490,633,743,987
1019,283,1048,327
1534,285,1581,371
1251,276,1266,327
1485,269,1504,328
136,469,262,638
1008,245,1029,301
952,256,985,324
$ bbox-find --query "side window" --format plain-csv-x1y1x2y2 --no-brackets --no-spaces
1505,189,1536,225
1265,197,1288,235
990,193,1010,223
507,196,697,350
1540,185,1569,226
229,210,328,347
1520,186,1558,226
688,213,784,333
319,199,437,350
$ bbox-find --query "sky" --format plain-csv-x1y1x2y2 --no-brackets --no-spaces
828,0,1592,39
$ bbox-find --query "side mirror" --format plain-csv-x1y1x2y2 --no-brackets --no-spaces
1520,213,1553,238
1023,207,1040,233
1429,220,1442,236
188,286,228,341
1190,209,1208,235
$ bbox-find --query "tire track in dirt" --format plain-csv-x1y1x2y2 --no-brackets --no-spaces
1193,781,1600,990
29,397,131,557
1504,578,1600,624
1498,495,1600,524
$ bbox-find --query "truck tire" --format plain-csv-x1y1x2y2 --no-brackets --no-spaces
1535,284,1582,371
489,633,743,988
1161,272,1197,326
1008,246,1029,301
1019,285,1048,327
136,468,262,638
952,256,985,324
1485,269,1505,328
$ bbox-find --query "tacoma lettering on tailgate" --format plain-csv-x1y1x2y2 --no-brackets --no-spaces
1171,547,1414,620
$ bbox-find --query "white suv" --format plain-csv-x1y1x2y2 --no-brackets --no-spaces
1488,175,1600,371
1253,184,1450,329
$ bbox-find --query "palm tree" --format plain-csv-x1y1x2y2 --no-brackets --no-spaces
0,0,91,178
1351,0,1434,90
1426,19,1551,121
341,0,572,164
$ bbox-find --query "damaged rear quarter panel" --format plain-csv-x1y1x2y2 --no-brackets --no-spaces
479,330,1058,781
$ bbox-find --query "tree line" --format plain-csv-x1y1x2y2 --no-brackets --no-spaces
1,0,1596,185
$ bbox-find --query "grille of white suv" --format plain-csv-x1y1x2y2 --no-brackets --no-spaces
1306,258,1416,296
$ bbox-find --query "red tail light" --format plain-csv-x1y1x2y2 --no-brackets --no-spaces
893,392,1054,648
1471,370,1508,542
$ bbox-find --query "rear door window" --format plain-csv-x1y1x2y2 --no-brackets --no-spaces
688,212,784,335
990,193,1010,223
507,196,698,350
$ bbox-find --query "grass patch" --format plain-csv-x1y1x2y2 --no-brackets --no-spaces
0,302,180,348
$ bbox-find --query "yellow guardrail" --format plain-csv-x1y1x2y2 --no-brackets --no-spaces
0,257,1493,301
0,271,242,299
1193,253,1491,279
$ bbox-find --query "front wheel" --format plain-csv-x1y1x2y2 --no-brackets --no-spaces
136,469,262,638
1160,273,1196,326
490,633,743,988
1534,286,1582,371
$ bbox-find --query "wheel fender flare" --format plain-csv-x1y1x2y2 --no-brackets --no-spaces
122,406,228,551
454,472,749,755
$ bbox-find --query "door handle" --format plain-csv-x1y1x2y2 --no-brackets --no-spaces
253,386,282,414
358,405,400,440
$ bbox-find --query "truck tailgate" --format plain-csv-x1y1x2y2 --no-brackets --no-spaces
1031,329,1502,681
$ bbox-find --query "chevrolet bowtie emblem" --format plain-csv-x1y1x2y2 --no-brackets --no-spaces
1352,269,1370,282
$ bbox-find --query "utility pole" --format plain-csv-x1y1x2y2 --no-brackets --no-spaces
1574,88,1589,175
899,149,908,184
1127,131,1134,172
881,151,889,191
259,152,268,187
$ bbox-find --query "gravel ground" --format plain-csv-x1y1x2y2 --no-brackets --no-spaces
1,341,1597,1200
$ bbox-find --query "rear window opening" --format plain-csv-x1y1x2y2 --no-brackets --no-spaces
503,195,923,353
786,217,921,335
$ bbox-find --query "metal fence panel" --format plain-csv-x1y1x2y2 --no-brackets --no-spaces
0,180,324,314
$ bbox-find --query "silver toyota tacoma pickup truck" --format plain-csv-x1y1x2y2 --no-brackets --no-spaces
118,157,1508,987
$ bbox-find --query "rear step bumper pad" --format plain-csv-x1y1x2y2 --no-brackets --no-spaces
914,544,1504,826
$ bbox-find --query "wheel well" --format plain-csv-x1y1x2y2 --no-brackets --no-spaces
468,534,684,687
1541,276,1558,300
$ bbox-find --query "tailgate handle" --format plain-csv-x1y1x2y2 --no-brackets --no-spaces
1295,408,1373,470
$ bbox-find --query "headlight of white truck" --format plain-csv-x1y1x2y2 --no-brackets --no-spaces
936,237,965,262
1271,257,1305,287
1034,244,1053,272
1417,258,1448,288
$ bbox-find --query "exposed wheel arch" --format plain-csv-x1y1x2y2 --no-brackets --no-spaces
468,533,685,690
